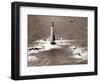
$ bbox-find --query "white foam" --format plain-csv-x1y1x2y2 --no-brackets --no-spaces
69,46,88,60
28,39,73,54
28,56,38,62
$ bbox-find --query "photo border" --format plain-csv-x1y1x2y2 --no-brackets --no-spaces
11,1,98,80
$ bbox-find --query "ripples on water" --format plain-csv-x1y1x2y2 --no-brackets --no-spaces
28,39,87,66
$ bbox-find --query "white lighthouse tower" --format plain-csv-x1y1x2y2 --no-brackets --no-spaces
50,22,56,45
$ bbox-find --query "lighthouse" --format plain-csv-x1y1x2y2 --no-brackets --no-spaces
50,22,56,45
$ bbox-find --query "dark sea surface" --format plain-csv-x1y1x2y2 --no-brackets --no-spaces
28,39,87,66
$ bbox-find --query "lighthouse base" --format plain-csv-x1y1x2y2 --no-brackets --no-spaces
51,41,56,45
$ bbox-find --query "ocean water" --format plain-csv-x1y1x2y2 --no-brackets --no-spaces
28,39,87,66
